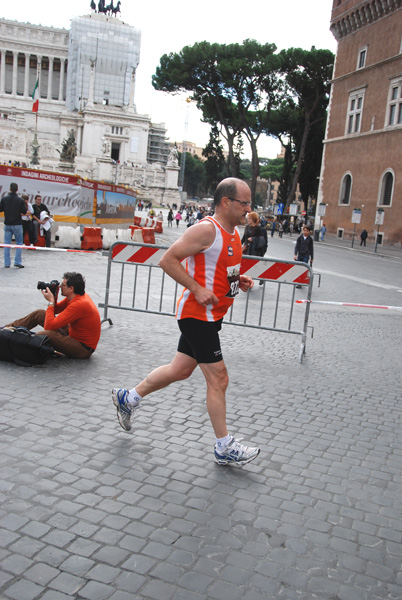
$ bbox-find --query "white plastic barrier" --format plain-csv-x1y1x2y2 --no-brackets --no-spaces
55,226,74,248
132,229,143,242
139,217,156,227
116,228,131,242
70,227,82,249
102,229,117,249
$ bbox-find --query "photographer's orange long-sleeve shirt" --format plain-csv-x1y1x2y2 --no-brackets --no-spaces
44,293,101,350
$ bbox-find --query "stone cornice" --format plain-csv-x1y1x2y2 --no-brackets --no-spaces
324,124,402,144
0,18,69,54
330,0,401,41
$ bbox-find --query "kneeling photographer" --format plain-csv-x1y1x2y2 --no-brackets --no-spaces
6,272,101,359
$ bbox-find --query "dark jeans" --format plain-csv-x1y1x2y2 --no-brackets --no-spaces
22,220,35,245
7,309,93,359
297,255,310,264
33,221,51,247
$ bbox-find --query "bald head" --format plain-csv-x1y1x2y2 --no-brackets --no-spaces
214,178,250,207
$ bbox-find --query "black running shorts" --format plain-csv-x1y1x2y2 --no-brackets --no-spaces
177,318,223,364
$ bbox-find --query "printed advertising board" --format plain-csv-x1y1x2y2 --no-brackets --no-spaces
0,166,137,224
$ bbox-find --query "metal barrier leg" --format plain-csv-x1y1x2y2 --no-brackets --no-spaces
299,334,306,363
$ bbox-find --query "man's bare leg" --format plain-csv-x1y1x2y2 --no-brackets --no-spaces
198,360,229,439
135,351,198,397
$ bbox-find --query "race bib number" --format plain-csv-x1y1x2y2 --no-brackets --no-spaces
225,264,241,298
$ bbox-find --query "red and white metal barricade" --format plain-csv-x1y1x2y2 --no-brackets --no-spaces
100,241,314,362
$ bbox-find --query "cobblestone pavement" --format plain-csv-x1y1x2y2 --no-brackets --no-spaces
1,228,402,600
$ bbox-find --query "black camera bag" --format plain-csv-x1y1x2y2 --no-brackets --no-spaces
0,327,55,367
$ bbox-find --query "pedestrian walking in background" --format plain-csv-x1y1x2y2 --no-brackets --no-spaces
112,177,260,467
360,228,368,246
167,209,174,227
174,211,182,227
320,223,327,241
0,182,27,268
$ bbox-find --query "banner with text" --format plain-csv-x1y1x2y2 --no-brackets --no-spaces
0,166,136,221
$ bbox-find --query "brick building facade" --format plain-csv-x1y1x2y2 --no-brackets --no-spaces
318,0,402,246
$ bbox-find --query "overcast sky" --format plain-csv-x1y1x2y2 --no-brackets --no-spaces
2,0,338,158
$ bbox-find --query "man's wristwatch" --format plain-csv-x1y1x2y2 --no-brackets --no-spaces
47,303,54,307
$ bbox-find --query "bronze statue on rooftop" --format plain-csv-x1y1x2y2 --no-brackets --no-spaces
92,0,120,14
57,130,77,163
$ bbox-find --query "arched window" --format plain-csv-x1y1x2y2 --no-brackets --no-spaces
378,171,394,206
339,173,352,205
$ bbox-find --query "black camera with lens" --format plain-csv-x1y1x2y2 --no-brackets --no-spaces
37,280,60,296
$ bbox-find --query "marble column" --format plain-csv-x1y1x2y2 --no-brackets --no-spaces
47,56,54,99
24,53,30,97
0,50,5,94
59,58,65,101
77,125,82,155
12,51,18,96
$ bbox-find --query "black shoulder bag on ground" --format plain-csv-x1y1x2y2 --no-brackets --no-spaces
0,327,55,367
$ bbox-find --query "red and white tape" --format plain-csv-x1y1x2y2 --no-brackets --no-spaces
296,299,402,311
0,243,96,254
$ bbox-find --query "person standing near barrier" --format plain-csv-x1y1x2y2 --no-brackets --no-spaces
32,194,51,247
112,177,260,466
294,225,314,288
360,228,368,247
0,182,27,268
294,225,314,265
21,194,35,246
241,211,267,257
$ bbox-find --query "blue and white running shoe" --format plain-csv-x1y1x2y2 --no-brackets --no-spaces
214,436,260,466
112,388,138,432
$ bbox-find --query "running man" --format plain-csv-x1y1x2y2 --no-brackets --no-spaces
112,177,260,466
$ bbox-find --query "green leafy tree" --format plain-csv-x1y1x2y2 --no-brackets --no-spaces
277,143,297,204
264,104,298,204
178,152,206,198
259,157,284,181
202,125,226,194
298,118,327,213
239,158,252,181
278,47,334,207
233,135,245,179
153,42,244,176
152,40,284,203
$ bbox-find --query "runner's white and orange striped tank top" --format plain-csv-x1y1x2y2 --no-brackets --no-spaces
176,216,242,322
